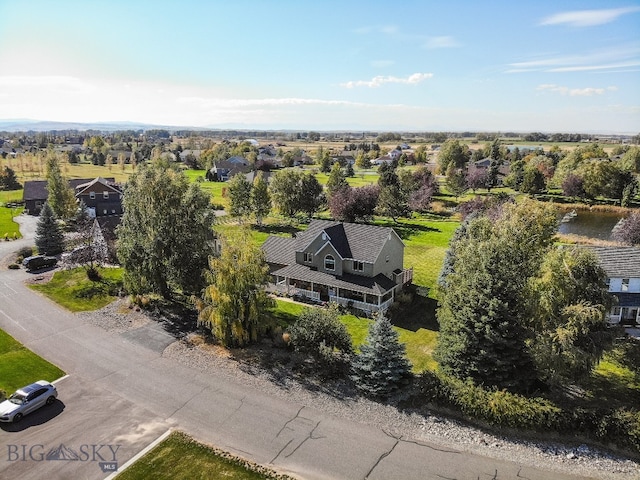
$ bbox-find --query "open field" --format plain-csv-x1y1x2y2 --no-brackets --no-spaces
115,431,285,480
0,328,65,396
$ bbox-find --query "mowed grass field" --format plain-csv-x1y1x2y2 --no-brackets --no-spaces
0,328,65,395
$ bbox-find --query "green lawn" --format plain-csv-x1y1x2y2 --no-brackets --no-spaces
183,169,229,208
0,328,65,396
29,267,124,312
116,431,289,480
0,205,23,239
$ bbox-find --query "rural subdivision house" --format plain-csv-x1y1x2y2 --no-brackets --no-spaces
23,177,122,216
591,246,640,326
262,220,413,314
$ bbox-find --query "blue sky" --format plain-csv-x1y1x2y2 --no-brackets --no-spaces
0,0,638,133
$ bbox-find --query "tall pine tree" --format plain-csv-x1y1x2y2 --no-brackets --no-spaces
35,202,64,255
351,313,412,398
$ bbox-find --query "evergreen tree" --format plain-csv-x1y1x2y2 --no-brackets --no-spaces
299,172,325,218
345,162,355,177
35,202,64,256
351,313,412,397
0,166,21,190
251,171,271,226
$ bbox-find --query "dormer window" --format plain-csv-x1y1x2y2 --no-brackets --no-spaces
303,252,313,263
103,191,109,199
324,255,335,271
90,191,95,199
622,278,630,292
353,260,364,272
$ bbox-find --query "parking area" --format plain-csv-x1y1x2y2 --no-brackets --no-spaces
0,375,170,480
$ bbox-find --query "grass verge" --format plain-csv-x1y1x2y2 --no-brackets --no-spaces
0,205,23,239
0,328,65,396
29,267,124,312
115,431,294,480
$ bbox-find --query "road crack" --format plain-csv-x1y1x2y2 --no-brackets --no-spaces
285,420,323,459
364,438,399,479
276,405,305,438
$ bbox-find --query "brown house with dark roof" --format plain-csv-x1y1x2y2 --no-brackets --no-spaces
23,177,120,216
262,220,412,314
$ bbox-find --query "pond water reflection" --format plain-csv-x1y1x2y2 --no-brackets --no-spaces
557,209,625,240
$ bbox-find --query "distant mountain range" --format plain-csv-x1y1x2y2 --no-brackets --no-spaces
0,119,201,133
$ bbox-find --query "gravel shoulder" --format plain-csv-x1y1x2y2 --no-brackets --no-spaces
80,299,640,479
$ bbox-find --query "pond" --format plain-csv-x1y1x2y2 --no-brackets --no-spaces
557,209,625,240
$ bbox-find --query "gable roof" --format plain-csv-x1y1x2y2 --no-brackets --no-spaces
590,246,640,278
23,178,116,201
75,177,122,195
295,220,401,262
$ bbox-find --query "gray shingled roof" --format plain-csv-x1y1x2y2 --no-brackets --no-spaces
590,246,640,278
262,236,296,266
272,263,397,295
23,178,116,201
294,220,400,262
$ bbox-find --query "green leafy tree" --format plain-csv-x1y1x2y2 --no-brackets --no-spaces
437,139,469,174
196,229,274,347
299,172,324,218
319,151,332,173
117,162,215,298
35,202,64,256
251,171,271,226
620,146,640,173
526,247,614,385
326,162,349,198
269,169,302,217
350,313,412,398
45,154,76,219
227,173,253,220
376,184,408,221
520,165,546,194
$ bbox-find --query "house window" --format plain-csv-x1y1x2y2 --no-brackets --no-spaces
324,255,335,271
613,307,621,315
353,260,364,272
622,279,630,292
103,191,109,199
605,277,611,290
90,191,96,199
303,252,313,263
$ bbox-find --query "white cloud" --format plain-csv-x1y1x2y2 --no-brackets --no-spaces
539,6,640,27
340,73,433,88
0,75,96,94
536,84,617,96
506,46,640,73
424,36,460,49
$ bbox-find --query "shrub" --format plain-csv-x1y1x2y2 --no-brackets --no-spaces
8,263,19,270
17,246,34,260
414,371,640,455
288,304,353,370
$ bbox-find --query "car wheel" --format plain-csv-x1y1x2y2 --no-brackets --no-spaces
13,413,23,423
46,396,55,405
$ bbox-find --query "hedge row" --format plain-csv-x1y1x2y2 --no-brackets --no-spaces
416,371,640,455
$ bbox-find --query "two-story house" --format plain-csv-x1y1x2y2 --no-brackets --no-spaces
74,177,124,217
262,220,413,314
591,246,640,325
23,177,118,215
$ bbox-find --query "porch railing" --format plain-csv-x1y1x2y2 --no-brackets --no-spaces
329,295,393,313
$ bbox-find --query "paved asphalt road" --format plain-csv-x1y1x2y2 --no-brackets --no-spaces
0,216,596,480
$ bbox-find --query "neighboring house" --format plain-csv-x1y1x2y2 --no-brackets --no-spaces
23,177,117,215
75,177,124,217
467,158,511,183
262,220,413,314
206,157,252,181
591,246,640,325
245,170,273,184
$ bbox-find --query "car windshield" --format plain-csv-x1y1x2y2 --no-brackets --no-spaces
8,393,26,405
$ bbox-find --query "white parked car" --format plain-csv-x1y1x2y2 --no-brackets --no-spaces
0,380,58,423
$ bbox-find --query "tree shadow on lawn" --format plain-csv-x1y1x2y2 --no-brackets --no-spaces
388,288,439,333
253,223,302,237
372,218,442,241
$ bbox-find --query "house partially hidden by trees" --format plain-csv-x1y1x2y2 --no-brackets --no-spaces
205,157,251,181
23,177,121,216
262,220,413,314
591,246,640,325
